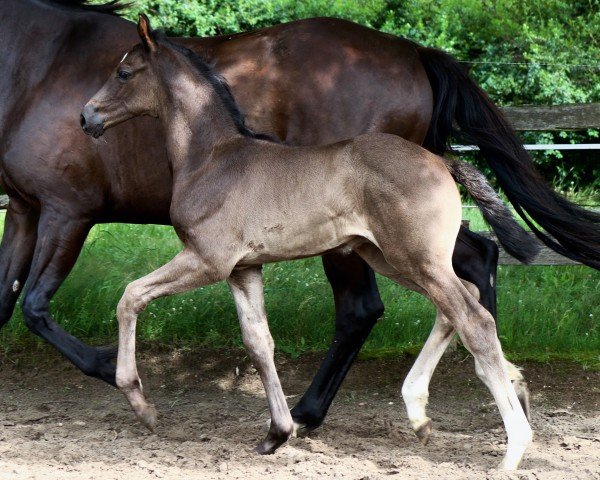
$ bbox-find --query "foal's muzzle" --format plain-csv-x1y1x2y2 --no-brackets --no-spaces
80,104,105,138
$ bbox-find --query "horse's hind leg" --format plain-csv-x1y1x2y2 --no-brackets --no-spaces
290,251,383,434
20,209,117,384
453,226,499,320
228,267,294,454
0,198,37,328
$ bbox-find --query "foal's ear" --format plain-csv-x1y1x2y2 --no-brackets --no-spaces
137,14,157,53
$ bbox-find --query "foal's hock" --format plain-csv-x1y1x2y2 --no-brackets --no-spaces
81,15,532,470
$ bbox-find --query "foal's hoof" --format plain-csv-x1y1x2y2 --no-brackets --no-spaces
255,429,291,455
264,418,303,437
415,418,432,445
136,404,158,432
513,379,531,422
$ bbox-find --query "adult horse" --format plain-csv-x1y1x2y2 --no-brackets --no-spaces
0,0,597,433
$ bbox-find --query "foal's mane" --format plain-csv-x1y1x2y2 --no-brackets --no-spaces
153,31,276,142
45,0,128,16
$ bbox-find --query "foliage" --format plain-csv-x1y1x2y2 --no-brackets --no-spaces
121,1,600,104
121,0,390,36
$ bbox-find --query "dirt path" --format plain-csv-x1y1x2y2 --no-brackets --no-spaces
0,349,598,479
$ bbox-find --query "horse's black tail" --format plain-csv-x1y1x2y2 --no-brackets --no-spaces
417,46,600,269
444,158,539,263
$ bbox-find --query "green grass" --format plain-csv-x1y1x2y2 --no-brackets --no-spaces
0,209,598,368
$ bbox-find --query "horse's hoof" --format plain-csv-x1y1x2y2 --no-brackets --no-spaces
513,379,531,422
137,404,158,432
415,418,432,445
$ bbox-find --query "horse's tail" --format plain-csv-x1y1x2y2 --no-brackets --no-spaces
417,46,600,269
444,158,539,263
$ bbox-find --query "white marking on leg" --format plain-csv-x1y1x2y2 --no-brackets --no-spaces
457,304,532,469
12,280,20,292
402,311,455,434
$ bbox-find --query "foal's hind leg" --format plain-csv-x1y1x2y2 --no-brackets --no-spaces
423,271,532,470
116,248,225,429
228,268,294,454
453,227,531,418
355,244,531,468
401,280,524,445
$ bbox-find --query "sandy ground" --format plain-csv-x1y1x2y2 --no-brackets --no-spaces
0,349,598,480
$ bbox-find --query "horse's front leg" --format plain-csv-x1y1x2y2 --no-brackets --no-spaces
290,251,383,434
116,248,223,430
228,267,294,454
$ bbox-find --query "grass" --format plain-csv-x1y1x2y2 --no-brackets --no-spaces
0,206,598,369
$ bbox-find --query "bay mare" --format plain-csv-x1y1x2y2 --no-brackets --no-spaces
81,16,533,470
2,0,598,434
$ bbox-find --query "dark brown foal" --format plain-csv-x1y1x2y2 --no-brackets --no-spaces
82,16,532,469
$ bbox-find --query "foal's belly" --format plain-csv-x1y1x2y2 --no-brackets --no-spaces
237,214,372,265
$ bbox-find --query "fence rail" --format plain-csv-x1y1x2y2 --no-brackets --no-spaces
501,103,600,131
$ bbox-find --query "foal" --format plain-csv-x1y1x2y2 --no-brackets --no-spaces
82,16,532,469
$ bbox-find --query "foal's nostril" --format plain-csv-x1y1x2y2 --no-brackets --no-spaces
80,113,87,130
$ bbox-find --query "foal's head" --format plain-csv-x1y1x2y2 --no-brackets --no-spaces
82,15,271,141
81,15,162,138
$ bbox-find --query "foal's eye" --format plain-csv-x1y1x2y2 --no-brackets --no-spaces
117,70,132,81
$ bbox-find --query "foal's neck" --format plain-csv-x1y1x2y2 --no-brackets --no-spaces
157,54,244,173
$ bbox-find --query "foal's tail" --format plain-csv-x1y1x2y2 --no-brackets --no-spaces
417,46,600,269
444,158,540,264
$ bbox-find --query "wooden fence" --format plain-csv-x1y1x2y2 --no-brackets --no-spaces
0,103,597,265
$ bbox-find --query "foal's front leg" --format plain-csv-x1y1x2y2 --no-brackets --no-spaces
228,267,294,454
116,248,221,429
